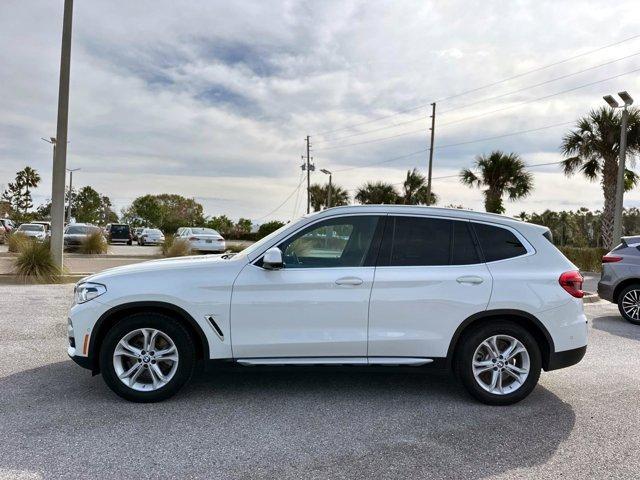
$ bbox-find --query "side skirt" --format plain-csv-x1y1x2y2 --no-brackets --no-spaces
235,357,434,367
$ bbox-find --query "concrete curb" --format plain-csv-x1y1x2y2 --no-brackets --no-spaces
582,293,600,304
0,252,161,260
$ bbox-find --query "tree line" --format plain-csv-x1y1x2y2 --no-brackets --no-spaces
2,106,639,246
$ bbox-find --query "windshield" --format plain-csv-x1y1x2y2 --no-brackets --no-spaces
65,226,89,235
191,228,218,235
239,219,302,258
18,224,44,232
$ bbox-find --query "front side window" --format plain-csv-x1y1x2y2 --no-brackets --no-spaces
277,216,380,268
472,222,528,262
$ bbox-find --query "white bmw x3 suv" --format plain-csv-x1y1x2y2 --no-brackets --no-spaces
68,206,587,405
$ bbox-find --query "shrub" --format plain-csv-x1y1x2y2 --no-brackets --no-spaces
8,232,30,253
162,235,192,257
558,246,607,273
13,240,62,283
79,230,108,254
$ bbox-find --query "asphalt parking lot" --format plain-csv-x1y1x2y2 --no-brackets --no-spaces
1,285,639,479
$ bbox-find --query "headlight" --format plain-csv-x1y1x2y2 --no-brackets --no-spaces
74,282,107,304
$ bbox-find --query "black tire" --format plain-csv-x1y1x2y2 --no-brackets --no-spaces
127,240,133,245
455,321,541,405
617,284,640,325
100,313,195,402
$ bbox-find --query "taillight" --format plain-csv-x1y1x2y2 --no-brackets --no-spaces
602,255,623,263
559,271,584,298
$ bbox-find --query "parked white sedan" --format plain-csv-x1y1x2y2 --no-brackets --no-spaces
176,227,225,253
16,223,47,241
137,228,165,246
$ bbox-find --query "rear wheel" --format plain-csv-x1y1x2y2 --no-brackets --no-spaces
100,313,195,402
617,284,640,325
456,322,541,405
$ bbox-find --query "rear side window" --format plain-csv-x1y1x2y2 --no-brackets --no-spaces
387,217,452,266
472,223,527,262
451,221,480,265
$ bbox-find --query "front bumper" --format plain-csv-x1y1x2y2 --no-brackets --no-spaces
68,346,93,370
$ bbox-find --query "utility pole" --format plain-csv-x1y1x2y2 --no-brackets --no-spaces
426,102,436,206
306,135,311,214
66,168,80,223
320,169,332,208
51,0,74,269
604,91,634,247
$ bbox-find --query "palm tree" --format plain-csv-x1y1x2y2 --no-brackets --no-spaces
308,183,350,211
399,168,438,205
16,167,41,213
561,106,640,248
355,181,399,205
460,151,533,214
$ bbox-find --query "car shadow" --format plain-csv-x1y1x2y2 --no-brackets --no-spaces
0,361,576,479
592,314,640,342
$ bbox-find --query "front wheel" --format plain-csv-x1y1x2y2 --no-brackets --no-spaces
456,322,541,405
100,313,195,402
617,284,640,325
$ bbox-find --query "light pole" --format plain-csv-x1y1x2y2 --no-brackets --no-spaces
320,169,332,208
66,168,80,223
51,0,74,269
604,91,634,247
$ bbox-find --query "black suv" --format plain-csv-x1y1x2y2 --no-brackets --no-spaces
105,223,132,245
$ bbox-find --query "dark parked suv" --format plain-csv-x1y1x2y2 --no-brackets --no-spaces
598,235,640,325
105,223,132,245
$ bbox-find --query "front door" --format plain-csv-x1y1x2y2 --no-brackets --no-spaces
368,215,492,358
231,215,383,358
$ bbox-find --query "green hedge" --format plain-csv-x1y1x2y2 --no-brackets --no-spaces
558,247,607,272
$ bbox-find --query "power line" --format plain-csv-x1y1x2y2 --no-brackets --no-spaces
439,51,640,115
326,120,574,172
316,127,426,152
317,53,640,147
255,176,306,221
313,33,640,137
439,66,640,128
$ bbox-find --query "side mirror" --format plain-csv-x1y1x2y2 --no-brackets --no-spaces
263,247,284,270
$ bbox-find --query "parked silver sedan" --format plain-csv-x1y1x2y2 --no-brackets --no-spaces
176,227,225,252
137,228,165,246
16,223,47,241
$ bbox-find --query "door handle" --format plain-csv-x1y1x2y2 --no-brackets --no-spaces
456,275,484,285
335,276,364,286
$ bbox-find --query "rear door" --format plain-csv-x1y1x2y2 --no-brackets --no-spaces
368,215,492,358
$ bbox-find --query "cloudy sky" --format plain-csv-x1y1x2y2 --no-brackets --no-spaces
1,0,640,222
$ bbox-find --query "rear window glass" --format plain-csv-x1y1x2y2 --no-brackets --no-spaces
473,223,527,262
191,228,218,235
66,226,88,234
110,225,130,234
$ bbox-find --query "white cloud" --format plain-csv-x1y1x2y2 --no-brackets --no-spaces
1,0,640,222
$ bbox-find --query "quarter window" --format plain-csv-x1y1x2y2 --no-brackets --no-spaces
472,223,528,262
277,216,380,268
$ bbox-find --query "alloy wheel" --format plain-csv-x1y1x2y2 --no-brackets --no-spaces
472,334,530,395
113,328,179,392
621,289,640,321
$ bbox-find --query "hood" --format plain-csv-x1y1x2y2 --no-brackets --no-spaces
82,253,234,284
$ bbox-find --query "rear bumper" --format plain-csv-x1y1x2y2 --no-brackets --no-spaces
546,345,586,371
597,281,615,303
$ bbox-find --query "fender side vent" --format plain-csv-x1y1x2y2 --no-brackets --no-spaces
206,315,224,340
